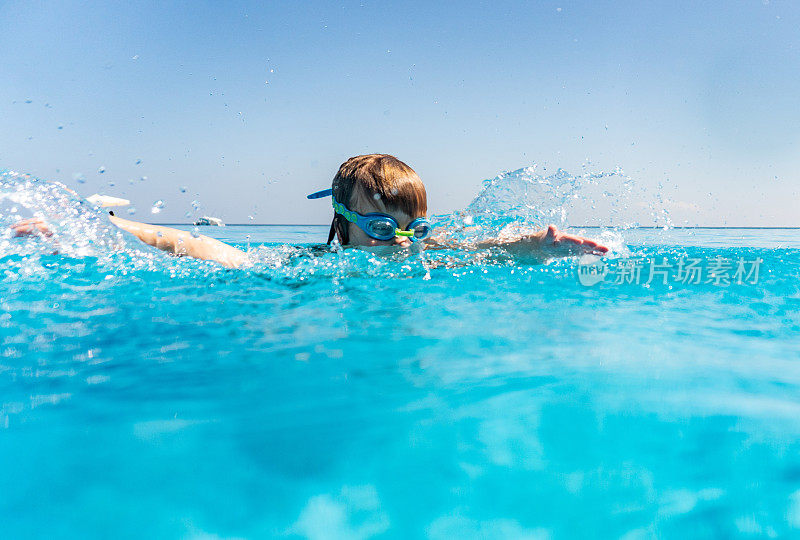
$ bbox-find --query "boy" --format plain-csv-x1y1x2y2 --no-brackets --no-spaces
12,154,608,266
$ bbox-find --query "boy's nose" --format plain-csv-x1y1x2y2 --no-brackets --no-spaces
393,235,412,247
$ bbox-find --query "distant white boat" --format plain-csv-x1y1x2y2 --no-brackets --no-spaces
194,216,225,226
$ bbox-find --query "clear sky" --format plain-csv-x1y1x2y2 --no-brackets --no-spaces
1,0,798,225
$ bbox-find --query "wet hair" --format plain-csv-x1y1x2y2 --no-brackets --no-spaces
328,154,427,245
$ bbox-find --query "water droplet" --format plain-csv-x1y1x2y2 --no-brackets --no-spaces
390,188,399,195
131,54,139,60
127,207,136,215
180,186,187,193
191,200,201,210
73,173,86,184
57,125,63,130
135,159,142,165
108,182,115,187
140,176,147,182
373,193,381,200
24,98,32,104
191,227,200,238
151,200,164,214
98,166,106,174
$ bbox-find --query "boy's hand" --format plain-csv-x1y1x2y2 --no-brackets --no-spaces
492,224,609,257
535,224,608,256
10,218,53,238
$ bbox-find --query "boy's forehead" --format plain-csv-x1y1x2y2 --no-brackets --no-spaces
351,187,407,216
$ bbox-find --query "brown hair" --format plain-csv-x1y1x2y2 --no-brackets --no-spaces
328,154,427,244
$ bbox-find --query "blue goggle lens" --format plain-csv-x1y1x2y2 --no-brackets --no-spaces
366,219,397,240
412,224,431,240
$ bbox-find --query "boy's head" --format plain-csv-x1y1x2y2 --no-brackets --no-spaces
329,154,427,246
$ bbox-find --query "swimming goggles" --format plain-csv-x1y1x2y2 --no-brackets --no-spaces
307,188,432,242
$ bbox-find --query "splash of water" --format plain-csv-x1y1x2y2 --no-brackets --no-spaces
0,170,128,258
431,164,647,253
0,170,232,277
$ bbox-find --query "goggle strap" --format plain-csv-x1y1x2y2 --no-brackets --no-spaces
307,188,333,199
331,198,358,224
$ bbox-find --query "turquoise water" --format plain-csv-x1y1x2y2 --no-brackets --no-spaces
2,171,800,538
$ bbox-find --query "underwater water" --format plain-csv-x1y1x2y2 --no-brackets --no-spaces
2,170,800,539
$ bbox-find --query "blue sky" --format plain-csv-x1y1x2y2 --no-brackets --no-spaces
1,0,798,225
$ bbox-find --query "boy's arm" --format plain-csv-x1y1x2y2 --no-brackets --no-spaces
108,216,248,268
478,224,608,257
425,224,608,258
11,216,247,267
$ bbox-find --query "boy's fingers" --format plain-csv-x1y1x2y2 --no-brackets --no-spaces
10,218,52,237
561,234,609,254
13,218,42,226
532,228,609,255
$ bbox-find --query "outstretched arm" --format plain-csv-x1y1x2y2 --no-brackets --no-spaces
478,224,608,257
108,216,248,268
11,216,248,268
425,224,608,258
